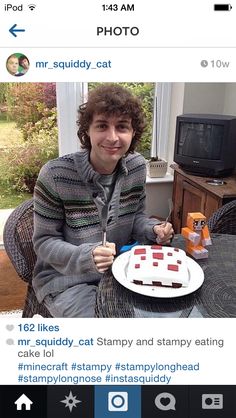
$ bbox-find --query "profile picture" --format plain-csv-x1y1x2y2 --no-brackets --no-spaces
6,53,30,77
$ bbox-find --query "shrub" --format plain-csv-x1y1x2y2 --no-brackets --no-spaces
1,107,58,193
21,105,57,141
6,83,56,136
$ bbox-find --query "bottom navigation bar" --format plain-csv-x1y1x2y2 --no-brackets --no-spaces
0,385,235,418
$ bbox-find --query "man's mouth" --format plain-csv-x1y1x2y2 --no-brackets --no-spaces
102,146,121,151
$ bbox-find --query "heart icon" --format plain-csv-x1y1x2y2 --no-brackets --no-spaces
155,392,176,411
6,324,14,331
6,338,14,345
160,397,171,406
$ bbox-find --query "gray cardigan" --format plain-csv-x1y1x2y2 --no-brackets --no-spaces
32,150,160,302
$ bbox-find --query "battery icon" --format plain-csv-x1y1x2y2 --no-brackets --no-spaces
214,4,232,10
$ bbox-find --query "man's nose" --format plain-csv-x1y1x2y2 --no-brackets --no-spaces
106,126,119,141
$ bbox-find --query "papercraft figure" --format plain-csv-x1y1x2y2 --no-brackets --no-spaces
181,212,212,259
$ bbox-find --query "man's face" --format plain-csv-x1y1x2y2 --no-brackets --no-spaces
21,58,29,69
88,113,134,174
7,57,19,74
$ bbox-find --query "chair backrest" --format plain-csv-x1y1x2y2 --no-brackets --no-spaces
207,200,236,234
3,198,52,318
3,198,36,283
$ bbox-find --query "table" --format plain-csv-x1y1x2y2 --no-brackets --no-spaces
95,234,236,318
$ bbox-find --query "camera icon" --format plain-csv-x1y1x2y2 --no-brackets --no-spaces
108,392,128,412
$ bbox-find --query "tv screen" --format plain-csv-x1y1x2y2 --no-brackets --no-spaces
174,114,236,177
177,122,223,160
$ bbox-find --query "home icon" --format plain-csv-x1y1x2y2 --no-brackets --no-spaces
14,393,33,411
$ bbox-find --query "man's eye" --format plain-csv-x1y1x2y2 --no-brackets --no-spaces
96,124,106,129
118,124,129,130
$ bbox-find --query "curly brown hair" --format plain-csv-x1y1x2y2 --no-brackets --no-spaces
77,84,146,152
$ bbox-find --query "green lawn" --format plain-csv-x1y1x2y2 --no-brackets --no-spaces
0,120,23,147
0,183,32,209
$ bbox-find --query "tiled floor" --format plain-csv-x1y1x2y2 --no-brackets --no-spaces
0,249,27,311
0,309,22,317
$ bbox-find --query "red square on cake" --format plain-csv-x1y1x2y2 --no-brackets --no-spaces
151,245,162,250
153,252,164,260
134,248,146,255
167,264,179,272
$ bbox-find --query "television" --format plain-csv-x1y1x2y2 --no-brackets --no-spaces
174,114,236,177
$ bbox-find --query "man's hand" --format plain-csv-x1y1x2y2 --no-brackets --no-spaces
93,242,116,273
153,222,174,244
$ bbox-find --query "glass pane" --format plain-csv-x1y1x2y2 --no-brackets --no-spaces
0,82,58,209
178,122,223,160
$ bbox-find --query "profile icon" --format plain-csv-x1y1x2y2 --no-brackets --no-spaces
6,53,30,76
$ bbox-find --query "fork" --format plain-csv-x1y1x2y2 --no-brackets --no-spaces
156,198,173,243
163,198,173,226
102,229,107,246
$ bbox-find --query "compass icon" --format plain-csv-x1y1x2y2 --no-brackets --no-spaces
60,391,82,412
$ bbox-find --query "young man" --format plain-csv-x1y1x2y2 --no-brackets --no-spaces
32,84,173,317
18,55,30,74
6,54,24,76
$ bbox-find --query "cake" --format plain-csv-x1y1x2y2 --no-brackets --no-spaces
126,245,189,288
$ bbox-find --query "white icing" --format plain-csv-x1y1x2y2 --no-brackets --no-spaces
126,245,189,287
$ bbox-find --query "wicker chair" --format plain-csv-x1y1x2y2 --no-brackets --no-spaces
3,198,52,317
207,200,236,234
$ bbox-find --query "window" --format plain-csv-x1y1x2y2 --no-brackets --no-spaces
56,82,172,162
0,82,58,208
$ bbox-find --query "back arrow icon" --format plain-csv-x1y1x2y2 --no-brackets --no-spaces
9,24,26,37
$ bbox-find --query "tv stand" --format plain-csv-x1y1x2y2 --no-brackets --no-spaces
171,164,236,233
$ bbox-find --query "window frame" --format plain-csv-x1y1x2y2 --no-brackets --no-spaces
56,82,88,156
151,83,172,160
